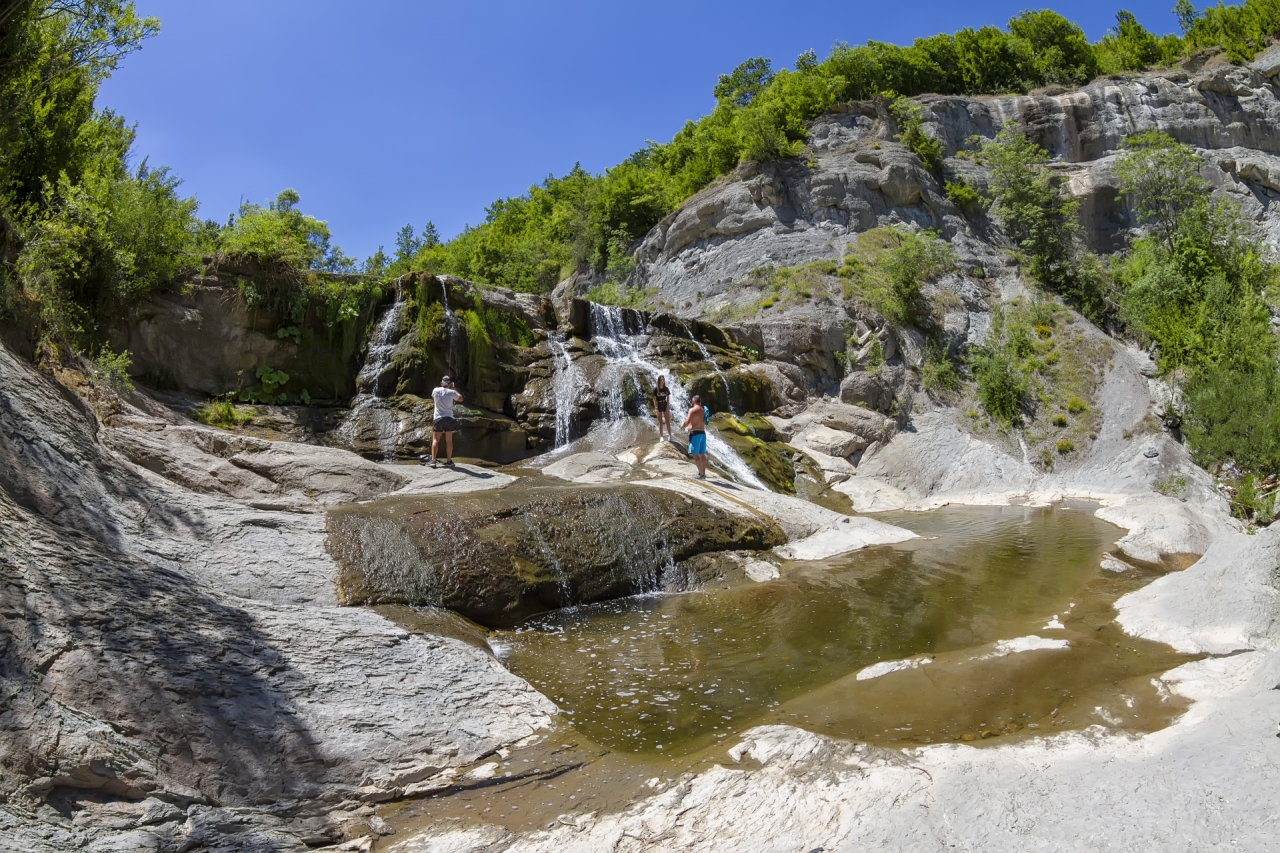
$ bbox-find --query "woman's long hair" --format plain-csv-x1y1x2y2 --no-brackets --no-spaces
656,375,667,390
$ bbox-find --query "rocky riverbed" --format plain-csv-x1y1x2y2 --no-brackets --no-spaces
5,53,1280,853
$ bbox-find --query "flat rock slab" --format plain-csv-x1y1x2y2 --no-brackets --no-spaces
640,477,916,560
541,452,634,483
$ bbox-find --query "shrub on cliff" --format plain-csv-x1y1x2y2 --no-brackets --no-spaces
975,123,1109,322
217,189,356,274
1113,130,1280,480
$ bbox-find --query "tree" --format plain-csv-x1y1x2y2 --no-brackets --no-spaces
977,122,1107,320
1114,130,1209,252
1174,0,1200,34
1007,9,1099,86
713,57,774,107
1095,10,1180,72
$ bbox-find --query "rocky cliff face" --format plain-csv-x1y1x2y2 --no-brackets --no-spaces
628,52,1280,314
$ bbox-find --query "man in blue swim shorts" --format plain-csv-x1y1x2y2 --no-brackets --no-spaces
681,394,709,480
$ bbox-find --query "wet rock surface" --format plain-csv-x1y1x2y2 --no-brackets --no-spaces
326,483,787,627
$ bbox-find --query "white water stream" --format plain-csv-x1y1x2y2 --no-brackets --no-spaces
683,320,733,414
552,303,767,490
340,286,406,459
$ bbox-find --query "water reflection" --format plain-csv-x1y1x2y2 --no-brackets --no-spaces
496,505,1197,755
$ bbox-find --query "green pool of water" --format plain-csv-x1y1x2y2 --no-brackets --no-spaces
492,504,1197,756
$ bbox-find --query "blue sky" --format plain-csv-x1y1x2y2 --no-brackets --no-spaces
99,0,1182,260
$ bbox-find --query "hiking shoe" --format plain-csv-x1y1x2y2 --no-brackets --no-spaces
425,459,438,469
443,459,455,466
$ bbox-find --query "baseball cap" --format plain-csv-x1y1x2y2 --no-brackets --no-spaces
442,375,451,384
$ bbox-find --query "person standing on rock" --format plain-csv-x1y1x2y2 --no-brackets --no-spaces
653,375,673,441
425,376,463,468
682,394,709,480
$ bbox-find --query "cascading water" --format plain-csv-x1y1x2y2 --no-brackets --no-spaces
586,303,768,490
439,279,460,375
339,286,406,460
548,335,587,449
683,320,734,414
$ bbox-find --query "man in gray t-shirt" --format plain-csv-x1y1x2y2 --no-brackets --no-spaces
426,375,463,468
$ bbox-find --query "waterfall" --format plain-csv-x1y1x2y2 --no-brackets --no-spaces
683,320,734,414
439,278,460,375
339,285,406,460
585,303,768,490
549,335,587,448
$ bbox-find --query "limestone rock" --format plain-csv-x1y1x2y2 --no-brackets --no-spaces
543,452,633,483
802,424,868,458
840,371,895,412
326,484,787,626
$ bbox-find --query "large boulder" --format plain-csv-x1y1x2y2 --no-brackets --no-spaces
840,370,895,412
326,484,787,626
803,424,869,459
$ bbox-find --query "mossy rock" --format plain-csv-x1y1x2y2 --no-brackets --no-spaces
327,484,787,627
710,413,796,494
736,412,779,442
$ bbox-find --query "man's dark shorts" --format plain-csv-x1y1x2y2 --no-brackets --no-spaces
433,416,458,433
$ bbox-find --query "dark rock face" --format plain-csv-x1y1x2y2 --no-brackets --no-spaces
327,484,787,627
111,261,380,402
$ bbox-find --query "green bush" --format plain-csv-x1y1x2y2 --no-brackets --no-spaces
888,95,945,173
194,398,253,428
921,344,962,395
1110,130,1280,482
944,178,983,208
89,347,134,393
1056,438,1075,454
236,365,290,404
1182,0,1280,62
838,227,954,326
1183,364,1280,474
973,348,1028,422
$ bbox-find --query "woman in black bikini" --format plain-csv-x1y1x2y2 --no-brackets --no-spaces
653,375,672,441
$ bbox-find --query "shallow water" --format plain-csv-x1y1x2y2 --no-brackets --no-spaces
378,504,1200,840
493,504,1194,756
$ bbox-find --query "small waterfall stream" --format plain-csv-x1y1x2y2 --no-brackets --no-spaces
339,286,406,459
549,334,587,448
683,320,734,414
439,278,460,375
585,304,768,490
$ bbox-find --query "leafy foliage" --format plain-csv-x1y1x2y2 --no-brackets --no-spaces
1183,365,1280,473
837,227,955,326
944,177,982,208
888,95,944,173
1112,130,1280,479
1094,11,1183,72
235,364,291,404
216,189,355,273
388,5,1262,295
88,345,131,391
193,398,253,428
0,3,185,347
975,122,1108,321
1181,0,1280,61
